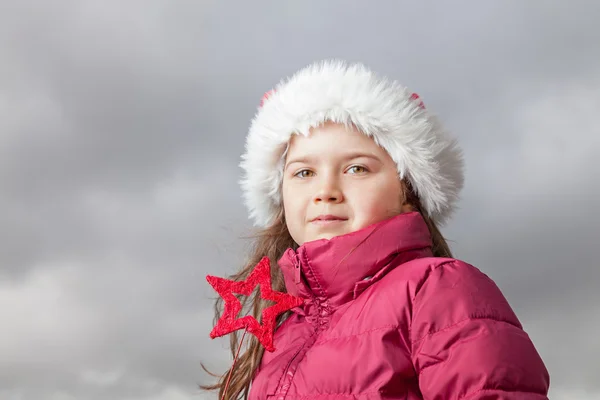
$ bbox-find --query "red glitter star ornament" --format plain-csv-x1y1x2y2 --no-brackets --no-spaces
206,256,304,352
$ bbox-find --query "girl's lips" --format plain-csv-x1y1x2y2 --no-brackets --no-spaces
311,214,346,222
310,215,348,225
312,219,347,225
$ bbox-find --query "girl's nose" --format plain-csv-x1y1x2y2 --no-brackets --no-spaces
313,177,344,204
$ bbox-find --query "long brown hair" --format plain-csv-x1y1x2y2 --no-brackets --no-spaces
201,182,453,400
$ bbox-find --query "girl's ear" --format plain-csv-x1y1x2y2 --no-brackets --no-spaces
400,179,421,213
400,202,415,213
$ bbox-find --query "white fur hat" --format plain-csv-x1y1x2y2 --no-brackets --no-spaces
240,60,464,228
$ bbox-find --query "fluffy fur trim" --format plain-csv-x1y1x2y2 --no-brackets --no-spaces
240,60,464,228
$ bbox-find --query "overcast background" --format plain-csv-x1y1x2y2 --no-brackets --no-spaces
1,1,599,399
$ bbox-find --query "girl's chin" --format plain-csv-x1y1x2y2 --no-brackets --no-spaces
305,227,353,243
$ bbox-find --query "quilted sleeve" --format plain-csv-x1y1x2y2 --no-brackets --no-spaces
410,260,550,400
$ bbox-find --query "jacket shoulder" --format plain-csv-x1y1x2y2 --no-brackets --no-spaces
406,257,522,342
375,257,480,298
406,259,550,397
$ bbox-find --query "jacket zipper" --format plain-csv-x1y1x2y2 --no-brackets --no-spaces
274,254,305,398
274,253,326,400
273,329,317,400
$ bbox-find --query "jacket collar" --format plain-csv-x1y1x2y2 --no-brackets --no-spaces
278,212,433,317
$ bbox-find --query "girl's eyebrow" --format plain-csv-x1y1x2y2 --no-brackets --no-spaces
284,156,314,170
284,152,382,170
343,152,382,163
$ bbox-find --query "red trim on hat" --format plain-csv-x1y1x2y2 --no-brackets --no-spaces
260,90,275,108
410,93,426,109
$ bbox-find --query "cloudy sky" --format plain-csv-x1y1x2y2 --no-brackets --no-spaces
1,1,599,399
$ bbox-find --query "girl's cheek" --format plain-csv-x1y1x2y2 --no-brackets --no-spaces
354,193,380,214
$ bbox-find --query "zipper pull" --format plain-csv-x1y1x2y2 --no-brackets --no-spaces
294,253,301,285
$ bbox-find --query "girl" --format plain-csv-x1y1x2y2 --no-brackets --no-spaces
203,61,550,399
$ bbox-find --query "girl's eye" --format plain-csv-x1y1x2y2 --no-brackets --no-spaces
347,165,368,174
294,169,314,178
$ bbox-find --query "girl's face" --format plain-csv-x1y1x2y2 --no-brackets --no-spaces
282,122,410,245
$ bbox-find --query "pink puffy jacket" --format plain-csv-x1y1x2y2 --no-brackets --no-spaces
248,212,550,400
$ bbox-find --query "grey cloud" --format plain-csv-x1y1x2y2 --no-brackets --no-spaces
1,0,599,399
